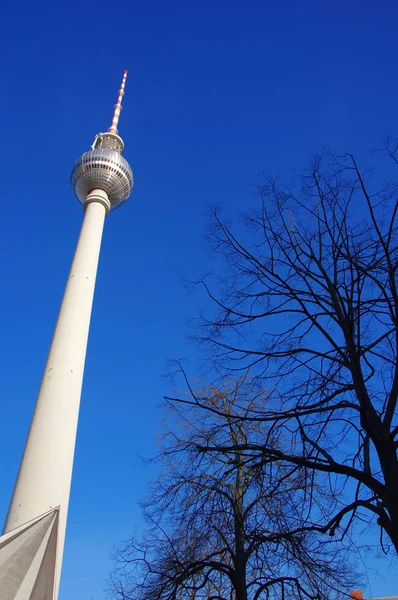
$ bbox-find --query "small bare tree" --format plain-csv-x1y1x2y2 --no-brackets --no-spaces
186,144,398,554
110,379,355,600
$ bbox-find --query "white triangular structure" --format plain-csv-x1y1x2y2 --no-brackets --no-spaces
0,508,59,599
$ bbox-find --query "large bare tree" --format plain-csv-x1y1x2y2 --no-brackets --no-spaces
186,144,398,554
110,379,354,600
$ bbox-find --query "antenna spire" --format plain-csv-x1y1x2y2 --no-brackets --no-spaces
109,70,128,134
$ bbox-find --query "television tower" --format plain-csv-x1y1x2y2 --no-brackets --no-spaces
0,71,133,599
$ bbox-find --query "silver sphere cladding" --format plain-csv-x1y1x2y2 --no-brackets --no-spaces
71,148,133,210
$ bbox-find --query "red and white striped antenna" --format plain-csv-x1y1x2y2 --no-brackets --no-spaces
109,70,128,134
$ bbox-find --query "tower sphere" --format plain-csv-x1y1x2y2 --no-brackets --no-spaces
71,132,134,210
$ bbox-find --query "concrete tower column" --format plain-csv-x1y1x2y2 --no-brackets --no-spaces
3,189,110,598
0,70,133,600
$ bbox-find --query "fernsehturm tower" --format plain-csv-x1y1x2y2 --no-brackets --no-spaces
0,71,133,599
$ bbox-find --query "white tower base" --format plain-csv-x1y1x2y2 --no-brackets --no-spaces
1,190,110,599
0,508,59,599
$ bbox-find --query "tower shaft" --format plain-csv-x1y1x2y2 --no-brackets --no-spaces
3,191,110,598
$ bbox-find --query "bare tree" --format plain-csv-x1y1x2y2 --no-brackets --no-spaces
110,379,355,600
185,144,398,554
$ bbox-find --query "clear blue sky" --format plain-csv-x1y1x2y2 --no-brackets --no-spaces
0,0,397,598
